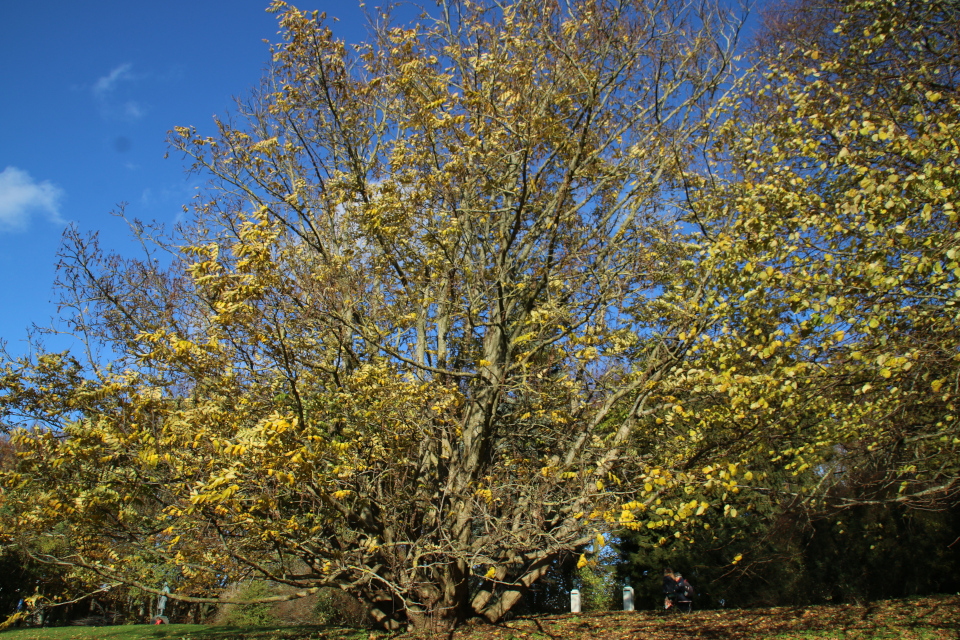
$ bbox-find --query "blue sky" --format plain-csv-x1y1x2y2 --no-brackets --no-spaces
1,0,369,358
1,1,760,361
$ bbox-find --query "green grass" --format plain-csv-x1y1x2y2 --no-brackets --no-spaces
0,624,370,640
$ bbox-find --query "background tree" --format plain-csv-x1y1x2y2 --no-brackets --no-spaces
0,0,744,631
617,496,960,609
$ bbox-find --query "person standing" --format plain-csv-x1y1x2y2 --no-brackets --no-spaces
14,595,24,628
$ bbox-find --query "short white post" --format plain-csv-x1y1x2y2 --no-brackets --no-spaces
570,589,581,613
623,586,635,611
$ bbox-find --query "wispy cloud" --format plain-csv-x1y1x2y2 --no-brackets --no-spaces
0,167,65,232
92,63,146,121
93,63,134,96
123,101,144,119
140,181,201,223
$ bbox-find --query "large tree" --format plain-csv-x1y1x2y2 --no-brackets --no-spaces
611,0,960,609
0,0,743,631
683,0,960,513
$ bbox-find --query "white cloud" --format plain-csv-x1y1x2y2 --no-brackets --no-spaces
93,63,134,96
92,63,145,121
123,101,144,119
0,167,65,232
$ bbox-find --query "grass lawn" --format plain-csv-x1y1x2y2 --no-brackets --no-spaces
3,594,958,640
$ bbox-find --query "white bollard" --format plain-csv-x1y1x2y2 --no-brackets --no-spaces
623,586,635,611
570,589,581,613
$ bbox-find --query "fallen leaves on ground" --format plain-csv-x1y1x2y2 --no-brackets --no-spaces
430,594,960,640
